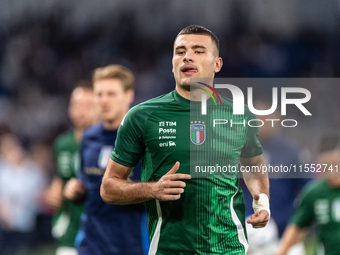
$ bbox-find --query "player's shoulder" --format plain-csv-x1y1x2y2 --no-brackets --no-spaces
243,103,257,119
135,91,175,110
300,179,326,197
123,92,175,121
54,129,75,149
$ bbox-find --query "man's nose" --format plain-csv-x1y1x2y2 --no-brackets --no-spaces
183,51,194,62
100,94,109,103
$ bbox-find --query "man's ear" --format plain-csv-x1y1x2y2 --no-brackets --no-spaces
126,89,134,106
214,57,223,73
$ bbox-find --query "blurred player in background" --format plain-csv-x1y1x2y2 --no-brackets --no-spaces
242,101,309,255
44,86,95,255
64,65,148,255
101,25,270,255
277,131,340,255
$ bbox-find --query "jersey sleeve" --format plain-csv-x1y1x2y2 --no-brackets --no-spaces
290,183,315,228
240,109,263,158
111,106,146,167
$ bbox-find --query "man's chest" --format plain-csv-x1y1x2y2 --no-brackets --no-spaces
82,138,115,185
144,109,248,157
314,196,340,226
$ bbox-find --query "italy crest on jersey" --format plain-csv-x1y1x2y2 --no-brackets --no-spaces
98,146,113,169
333,199,340,222
190,124,205,145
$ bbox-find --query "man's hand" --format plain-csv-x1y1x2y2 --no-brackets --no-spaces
44,177,64,211
63,178,86,202
151,162,191,201
44,188,63,210
247,194,270,228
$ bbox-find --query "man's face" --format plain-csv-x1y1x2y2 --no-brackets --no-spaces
69,88,95,129
93,78,133,123
172,34,222,89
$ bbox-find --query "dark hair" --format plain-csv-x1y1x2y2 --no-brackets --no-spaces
176,25,220,55
319,131,340,153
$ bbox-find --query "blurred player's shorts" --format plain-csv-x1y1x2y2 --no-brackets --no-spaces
246,216,305,255
56,246,78,255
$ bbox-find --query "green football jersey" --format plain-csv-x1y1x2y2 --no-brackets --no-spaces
111,90,263,255
52,130,84,248
291,179,340,255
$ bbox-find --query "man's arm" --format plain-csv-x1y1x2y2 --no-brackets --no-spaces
240,154,270,228
100,159,191,205
276,225,307,255
240,154,269,197
44,177,64,211
63,178,86,203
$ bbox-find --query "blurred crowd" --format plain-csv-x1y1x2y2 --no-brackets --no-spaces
0,3,340,146
0,1,339,254
0,133,53,254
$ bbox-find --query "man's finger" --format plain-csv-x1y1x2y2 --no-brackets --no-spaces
250,212,258,219
247,217,258,224
164,188,184,194
247,210,269,224
160,194,181,201
163,181,187,188
248,218,269,226
247,212,263,223
257,210,270,220
167,173,191,181
252,223,267,229
165,162,180,175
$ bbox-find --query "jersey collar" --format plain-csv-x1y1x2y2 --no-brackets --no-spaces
172,89,216,109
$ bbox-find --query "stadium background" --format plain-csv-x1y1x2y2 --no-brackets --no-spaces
0,0,339,254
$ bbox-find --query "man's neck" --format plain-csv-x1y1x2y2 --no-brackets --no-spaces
102,112,127,130
176,85,210,101
73,128,83,143
327,179,340,189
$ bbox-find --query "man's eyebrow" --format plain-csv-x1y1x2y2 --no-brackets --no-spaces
175,45,207,51
191,45,207,50
175,45,186,51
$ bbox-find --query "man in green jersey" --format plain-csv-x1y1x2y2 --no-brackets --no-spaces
277,131,340,255
101,25,270,255
44,86,95,255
